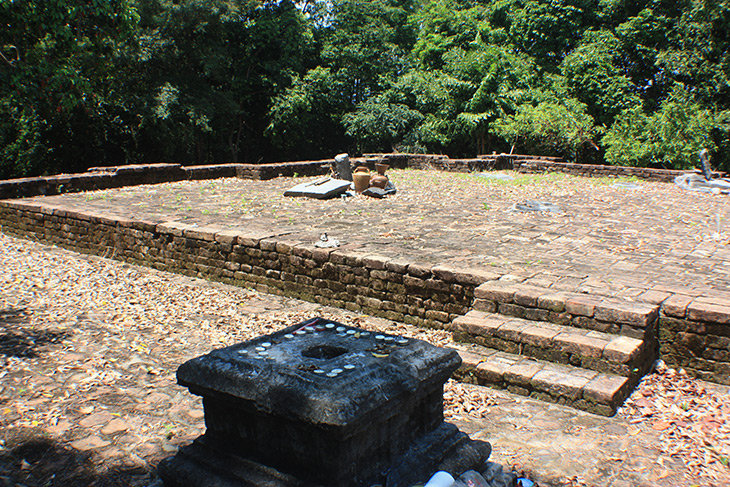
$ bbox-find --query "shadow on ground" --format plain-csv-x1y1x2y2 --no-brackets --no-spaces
0,307,69,358
0,431,155,487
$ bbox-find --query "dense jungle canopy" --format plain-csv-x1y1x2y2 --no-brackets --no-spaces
1,0,729,178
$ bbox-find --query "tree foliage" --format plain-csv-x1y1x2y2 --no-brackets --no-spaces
0,0,140,177
1,0,729,177
603,85,730,169
492,98,600,158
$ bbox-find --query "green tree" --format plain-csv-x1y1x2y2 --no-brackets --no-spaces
447,41,538,154
342,96,424,153
266,67,351,158
410,0,491,70
139,0,313,163
489,0,599,68
0,0,140,177
491,97,600,159
603,85,730,169
267,0,415,157
560,29,639,126
656,0,730,107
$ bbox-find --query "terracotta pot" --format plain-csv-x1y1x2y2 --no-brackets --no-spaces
370,174,388,189
353,171,371,193
375,163,389,176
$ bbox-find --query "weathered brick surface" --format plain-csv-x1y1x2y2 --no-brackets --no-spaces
659,311,730,385
0,202,494,331
520,323,562,348
515,159,687,183
603,336,643,363
565,295,600,317
582,374,629,404
536,293,567,312
531,365,597,401
594,299,659,328
474,281,517,302
451,310,648,379
453,343,633,415
475,353,517,383
686,299,730,325
505,360,544,387
1,157,729,389
553,332,608,359
513,286,543,307
636,289,671,305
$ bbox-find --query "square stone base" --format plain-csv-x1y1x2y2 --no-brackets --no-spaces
158,423,491,487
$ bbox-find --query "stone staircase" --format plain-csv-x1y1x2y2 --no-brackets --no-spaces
447,281,660,416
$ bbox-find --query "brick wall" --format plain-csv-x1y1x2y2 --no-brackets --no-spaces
659,294,730,383
0,158,728,384
514,160,688,183
0,157,700,201
0,161,333,200
0,200,501,330
1,198,728,384
367,153,512,172
366,153,697,183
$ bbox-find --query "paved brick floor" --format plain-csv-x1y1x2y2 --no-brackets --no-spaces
31,169,730,301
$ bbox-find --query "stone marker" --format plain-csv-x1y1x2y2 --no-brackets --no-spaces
334,153,354,181
699,148,713,181
314,232,340,248
675,173,730,194
158,317,492,487
675,148,730,194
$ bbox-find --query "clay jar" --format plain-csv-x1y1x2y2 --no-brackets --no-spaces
369,173,388,189
353,166,370,193
370,163,389,189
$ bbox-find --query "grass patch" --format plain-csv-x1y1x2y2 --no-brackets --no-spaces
588,175,641,186
461,171,569,187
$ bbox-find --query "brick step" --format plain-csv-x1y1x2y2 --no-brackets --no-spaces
474,281,660,339
450,310,648,378
450,344,633,416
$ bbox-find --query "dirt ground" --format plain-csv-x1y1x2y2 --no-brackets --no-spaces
1,231,728,487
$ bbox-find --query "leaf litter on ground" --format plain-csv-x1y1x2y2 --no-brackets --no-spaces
618,362,730,484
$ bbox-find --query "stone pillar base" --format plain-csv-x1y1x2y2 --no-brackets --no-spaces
159,423,492,487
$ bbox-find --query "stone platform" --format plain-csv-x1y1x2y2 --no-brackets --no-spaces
0,169,728,414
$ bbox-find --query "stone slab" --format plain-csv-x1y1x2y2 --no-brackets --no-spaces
283,178,351,199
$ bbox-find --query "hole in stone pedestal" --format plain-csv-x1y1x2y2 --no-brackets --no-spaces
301,345,348,360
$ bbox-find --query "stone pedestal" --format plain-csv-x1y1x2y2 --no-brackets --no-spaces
159,317,491,487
